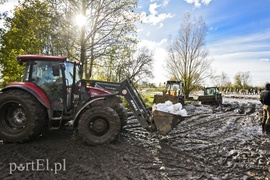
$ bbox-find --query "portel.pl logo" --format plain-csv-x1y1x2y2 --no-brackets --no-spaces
9,159,66,174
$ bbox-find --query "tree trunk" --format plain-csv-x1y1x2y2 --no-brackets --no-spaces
80,0,86,79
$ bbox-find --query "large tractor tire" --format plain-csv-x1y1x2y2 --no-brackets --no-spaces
0,89,47,143
119,108,128,128
78,106,121,145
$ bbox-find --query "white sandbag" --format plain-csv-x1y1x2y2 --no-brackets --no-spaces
154,100,188,116
167,105,174,113
164,100,173,106
173,103,182,111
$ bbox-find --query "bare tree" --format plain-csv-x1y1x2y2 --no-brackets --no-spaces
126,47,154,83
166,12,211,98
234,71,251,90
94,46,154,83
211,71,230,87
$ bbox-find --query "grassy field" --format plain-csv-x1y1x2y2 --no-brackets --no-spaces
140,93,156,108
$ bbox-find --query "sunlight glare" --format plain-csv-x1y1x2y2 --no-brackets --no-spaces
75,14,87,27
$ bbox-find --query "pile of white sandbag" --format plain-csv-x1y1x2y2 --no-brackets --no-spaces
153,100,188,116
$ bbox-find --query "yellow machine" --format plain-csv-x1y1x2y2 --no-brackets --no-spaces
153,81,184,104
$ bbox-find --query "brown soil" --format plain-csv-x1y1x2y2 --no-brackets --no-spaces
0,97,270,180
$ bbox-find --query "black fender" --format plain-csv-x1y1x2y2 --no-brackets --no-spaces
2,83,50,108
1,84,53,120
73,97,107,129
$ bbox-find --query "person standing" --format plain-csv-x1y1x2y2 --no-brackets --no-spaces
260,83,270,133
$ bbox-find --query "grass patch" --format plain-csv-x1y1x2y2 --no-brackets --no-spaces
141,93,155,108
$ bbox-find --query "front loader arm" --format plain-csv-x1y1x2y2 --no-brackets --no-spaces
90,79,187,135
89,79,154,131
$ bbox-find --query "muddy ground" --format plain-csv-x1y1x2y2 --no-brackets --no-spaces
1,95,270,180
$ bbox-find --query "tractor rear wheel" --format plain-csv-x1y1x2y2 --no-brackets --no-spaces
0,90,47,143
78,106,121,145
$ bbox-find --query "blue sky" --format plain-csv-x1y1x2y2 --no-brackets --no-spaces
136,0,270,86
1,0,270,86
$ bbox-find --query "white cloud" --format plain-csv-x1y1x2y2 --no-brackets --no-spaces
186,0,201,7
138,39,169,84
141,11,174,25
149,3,160,15
210,56,270,86
162,0,170,6
201,0,212,5
140,1,174,26
157,38,167,46
0,0,18,12
207,31,270,86
208,30,270,56
184,0,212,8
137,28,144,33
158,22,164,28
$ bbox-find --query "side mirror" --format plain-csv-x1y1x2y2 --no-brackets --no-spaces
52,65,60,76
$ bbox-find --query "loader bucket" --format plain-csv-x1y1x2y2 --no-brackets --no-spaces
152,110,186,135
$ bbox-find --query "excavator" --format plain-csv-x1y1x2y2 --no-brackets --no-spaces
0,55,186,145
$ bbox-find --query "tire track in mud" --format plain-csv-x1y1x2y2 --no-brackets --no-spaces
0,126,172,180
164,116,260,179
0,130,79,179
123,101,270,179
0,100,270,179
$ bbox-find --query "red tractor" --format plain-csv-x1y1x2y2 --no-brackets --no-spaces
0,55,128,145
0,55,185,145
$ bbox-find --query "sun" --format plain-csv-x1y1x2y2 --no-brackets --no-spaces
75,14,87,27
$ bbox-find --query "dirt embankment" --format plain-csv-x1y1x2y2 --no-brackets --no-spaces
0,97,270,179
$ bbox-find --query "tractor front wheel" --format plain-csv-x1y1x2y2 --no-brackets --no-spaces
78,106,121,145
0,90,47,143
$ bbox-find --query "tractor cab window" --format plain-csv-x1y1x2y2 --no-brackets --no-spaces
205,88,216,96
65,62,80,87
64,62,80,109
23,63,30,82
31,60,64,110
31,61,62,86
172,83,181,91
166,82,183,96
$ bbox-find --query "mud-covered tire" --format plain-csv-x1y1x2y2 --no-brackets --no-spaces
0,89,47,143
78,106,121,145
120,108,128,128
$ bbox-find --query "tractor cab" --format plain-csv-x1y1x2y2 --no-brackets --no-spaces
198,87,222,105
153,80,184,104
164,81,183,97
0,55,128,144
203,87,220,96
19,55,80,111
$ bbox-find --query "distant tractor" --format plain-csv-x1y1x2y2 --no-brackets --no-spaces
198,87,222,105
153,80,184,105
0,55,185,145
